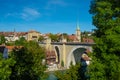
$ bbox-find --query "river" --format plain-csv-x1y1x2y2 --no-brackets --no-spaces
46,72,57,80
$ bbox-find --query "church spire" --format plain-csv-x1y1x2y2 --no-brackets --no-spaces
76,13,80,31
77,21,80,30
75,20,81,42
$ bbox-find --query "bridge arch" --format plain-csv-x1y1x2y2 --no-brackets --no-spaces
54,46,60,64
66,46,90,68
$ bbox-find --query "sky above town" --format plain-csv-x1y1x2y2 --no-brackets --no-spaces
0,0,95,34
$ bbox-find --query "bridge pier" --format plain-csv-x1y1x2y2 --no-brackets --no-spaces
63,43,66,67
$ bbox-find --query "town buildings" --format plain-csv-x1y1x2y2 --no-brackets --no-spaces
0,26,94,43
0,26,94,61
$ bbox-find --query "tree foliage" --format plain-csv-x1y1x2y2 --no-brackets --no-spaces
49,33,59,42
89,0,120,79
9,41,47,80
62,33,68,39
61,60,64,67
15,37,26,46
55,63,81,80
0,35,6,45
0,54,15,80
38,36,44,42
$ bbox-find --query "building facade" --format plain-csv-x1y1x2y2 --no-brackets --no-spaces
27,30,40,41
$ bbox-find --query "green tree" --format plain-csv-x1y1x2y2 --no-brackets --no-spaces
62,33,68,39
10,41,47,80
38,36,44,42
55,63,81,80
0,54,15,80
15,37,26,46
49,33,59,42
61,60,64,68
0,35,6,45
89,0,120,79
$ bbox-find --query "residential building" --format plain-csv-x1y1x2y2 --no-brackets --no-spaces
0,31,27,42
27,30,40,41
82,38,94,43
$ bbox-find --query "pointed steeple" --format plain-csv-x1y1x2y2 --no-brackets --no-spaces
75,20,81,42
76,12,80,30
76,21,80,30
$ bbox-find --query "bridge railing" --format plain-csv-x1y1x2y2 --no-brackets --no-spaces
39,42,95,46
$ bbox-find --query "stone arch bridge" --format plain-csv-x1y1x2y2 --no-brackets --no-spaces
39,42,95,69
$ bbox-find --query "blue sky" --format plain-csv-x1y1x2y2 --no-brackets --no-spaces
0,0,95,34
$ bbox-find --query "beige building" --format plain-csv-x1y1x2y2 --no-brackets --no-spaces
27,30,40,41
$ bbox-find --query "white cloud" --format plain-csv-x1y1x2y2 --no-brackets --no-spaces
23,8,40,16
21,8,41,20
4,8,41,21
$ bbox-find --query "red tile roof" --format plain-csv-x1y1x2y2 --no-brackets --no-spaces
6,46,23,52
0,32,28,37
82,38,94,43
68,35,78,41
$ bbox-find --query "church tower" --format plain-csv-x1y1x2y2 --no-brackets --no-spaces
75,22,81,42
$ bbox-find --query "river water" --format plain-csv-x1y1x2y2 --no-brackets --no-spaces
46,71,57,80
